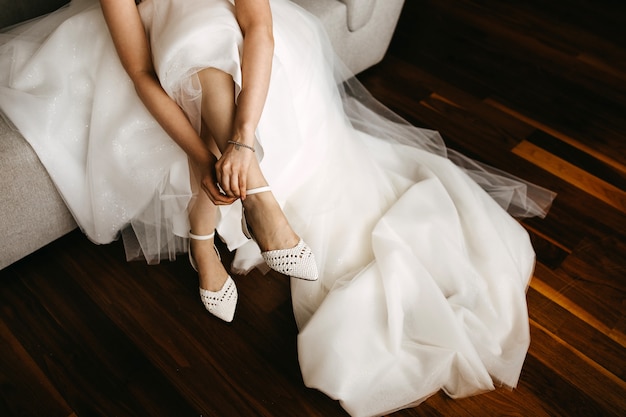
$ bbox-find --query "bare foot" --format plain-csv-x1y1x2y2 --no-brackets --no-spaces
242,191,299,252
190,238,230,292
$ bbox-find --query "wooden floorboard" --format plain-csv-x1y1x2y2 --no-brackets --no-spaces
0,316,72,417
1,0,625,416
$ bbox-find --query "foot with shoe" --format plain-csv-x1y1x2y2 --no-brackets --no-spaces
242,186,318,281
188,231,238,322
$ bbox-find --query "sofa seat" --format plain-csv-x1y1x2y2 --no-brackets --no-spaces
0,119,77,268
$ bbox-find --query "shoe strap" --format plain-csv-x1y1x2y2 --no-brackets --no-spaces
189,231,215,241
246,185,271,195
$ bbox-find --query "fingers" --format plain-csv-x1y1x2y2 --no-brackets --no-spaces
203,180,237,205
215,151,251,199
216,173,242,199
239,176,247,201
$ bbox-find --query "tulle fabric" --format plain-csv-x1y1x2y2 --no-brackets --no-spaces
0,0,192,263
0,0,556,416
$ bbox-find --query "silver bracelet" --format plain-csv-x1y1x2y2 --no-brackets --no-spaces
227,140,255,152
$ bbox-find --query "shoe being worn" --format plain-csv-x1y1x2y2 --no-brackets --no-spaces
242,186,318,281
189,231,238,322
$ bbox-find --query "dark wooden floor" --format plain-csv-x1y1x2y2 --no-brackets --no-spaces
2,1,625,416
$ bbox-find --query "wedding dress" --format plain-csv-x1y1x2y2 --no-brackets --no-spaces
0,0,556,416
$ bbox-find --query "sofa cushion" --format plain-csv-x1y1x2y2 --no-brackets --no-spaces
0,116,77,270
339,0,375,32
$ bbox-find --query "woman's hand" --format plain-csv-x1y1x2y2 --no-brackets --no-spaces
215,139,256,200
197,153,238,205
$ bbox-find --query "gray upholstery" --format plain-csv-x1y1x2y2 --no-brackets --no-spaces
292,0,404,74
0,0,404,269
0,117,77,268
339,0,376,31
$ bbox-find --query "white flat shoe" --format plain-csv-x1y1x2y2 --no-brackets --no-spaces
189,231,238,322
242,186,318,281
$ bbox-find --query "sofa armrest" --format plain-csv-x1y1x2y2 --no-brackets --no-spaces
293,0,404,74
338,0,376,31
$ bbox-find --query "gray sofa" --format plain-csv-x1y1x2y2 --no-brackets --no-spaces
0,0,404,270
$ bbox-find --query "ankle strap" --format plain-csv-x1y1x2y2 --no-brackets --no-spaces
189,231,215,241
246,186,272,195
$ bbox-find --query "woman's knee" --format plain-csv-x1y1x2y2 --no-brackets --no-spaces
197,67,233,93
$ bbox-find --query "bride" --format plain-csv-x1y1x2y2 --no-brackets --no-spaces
101,0,321,323
0,0,555,415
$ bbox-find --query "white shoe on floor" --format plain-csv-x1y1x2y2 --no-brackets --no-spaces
241,186,319,281
189,231,238,322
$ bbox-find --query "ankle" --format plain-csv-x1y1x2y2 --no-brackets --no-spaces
190,238,217,265
243,191,266,208
243,185,270,203
194,246,229,291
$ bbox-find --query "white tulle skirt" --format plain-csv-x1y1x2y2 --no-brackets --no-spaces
0,0,556,416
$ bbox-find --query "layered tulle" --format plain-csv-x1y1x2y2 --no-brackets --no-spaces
0,1,555,416
0,0,192,263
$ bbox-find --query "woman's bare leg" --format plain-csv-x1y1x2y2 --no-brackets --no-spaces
196,67,299,252
188,158,230,292
187,70,234,292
